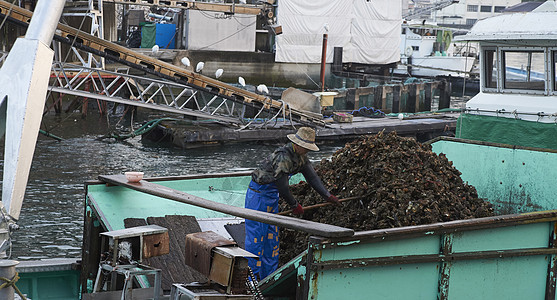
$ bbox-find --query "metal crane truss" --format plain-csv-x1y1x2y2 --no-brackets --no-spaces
0,0,324,127
62,0,105,68
49,62,249,124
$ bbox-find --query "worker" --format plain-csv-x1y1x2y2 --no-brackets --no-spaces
244,127,341,280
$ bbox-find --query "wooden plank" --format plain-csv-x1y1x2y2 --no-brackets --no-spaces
143,232,170,259
99,174,354,238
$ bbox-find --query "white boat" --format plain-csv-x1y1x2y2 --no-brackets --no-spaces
453,1,557,149
395,22,477,77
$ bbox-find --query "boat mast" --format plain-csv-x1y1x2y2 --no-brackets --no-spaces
0,0,65,255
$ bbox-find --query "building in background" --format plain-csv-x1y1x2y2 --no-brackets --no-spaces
435,0,522,29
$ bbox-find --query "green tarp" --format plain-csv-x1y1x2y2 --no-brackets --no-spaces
456,114,557,149
141,23,156,49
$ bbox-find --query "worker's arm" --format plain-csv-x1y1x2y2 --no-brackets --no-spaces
276,174,298,207
300,163,331,199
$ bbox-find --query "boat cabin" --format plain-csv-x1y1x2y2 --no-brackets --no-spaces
453,1,557,149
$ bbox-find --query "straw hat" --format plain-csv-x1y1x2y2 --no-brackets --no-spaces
287,127,319,151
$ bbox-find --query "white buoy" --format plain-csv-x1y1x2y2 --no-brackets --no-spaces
181,57,191,67
215,68,224,79
151,45,159,54
257,84,269,94
398,113,404,121
196,62,205,73
238,76,246,87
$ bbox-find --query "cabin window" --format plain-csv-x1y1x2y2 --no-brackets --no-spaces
480,6,492,12
494,6,506,13
502,51,545,91
484,50,497,88
467,5,478,12
466,19,477,26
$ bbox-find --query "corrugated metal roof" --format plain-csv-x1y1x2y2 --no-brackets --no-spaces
503,2,543,13
455,1,557,41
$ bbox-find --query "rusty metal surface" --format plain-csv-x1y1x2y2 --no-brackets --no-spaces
438,234,453,300
184,231,236,276
323,210,557,245
310,247,557,271
546,222,557,298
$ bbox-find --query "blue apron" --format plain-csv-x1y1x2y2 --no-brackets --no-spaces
244,180,279,280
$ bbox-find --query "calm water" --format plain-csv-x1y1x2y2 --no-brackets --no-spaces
5,111,342,260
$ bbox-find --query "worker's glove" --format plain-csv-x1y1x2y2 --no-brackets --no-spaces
292,203,304,215
326,194,341,206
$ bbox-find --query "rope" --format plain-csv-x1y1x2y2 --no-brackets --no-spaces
348,106,385,118
236,100,268,131
0,273,26,300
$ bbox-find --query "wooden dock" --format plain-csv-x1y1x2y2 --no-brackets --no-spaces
143,112,459,148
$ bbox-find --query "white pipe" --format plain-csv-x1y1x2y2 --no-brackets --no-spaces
148,13,173,22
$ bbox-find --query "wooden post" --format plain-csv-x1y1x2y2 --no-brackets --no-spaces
354,88,360,110
416,83,424,112
392,84,401,113
382,85,389,110
373,85,383,110
424,82,433,112
332,47,343,74
345,88,356,110
407,83,417,113
439,79,452,109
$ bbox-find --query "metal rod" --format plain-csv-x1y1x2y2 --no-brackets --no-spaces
325,209,557,245
98,174,354,238
312,247,557,271
466,108,557,117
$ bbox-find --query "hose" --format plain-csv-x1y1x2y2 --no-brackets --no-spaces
101,117,178,141
39,129,63,141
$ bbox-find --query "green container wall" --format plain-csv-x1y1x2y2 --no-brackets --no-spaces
18,270,80,300
308,222,553,299
431,138,557,214
304,137,557,299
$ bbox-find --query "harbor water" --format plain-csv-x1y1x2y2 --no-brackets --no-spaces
2,111,343,260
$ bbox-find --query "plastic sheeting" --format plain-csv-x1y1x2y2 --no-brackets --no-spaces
275,0,401,64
